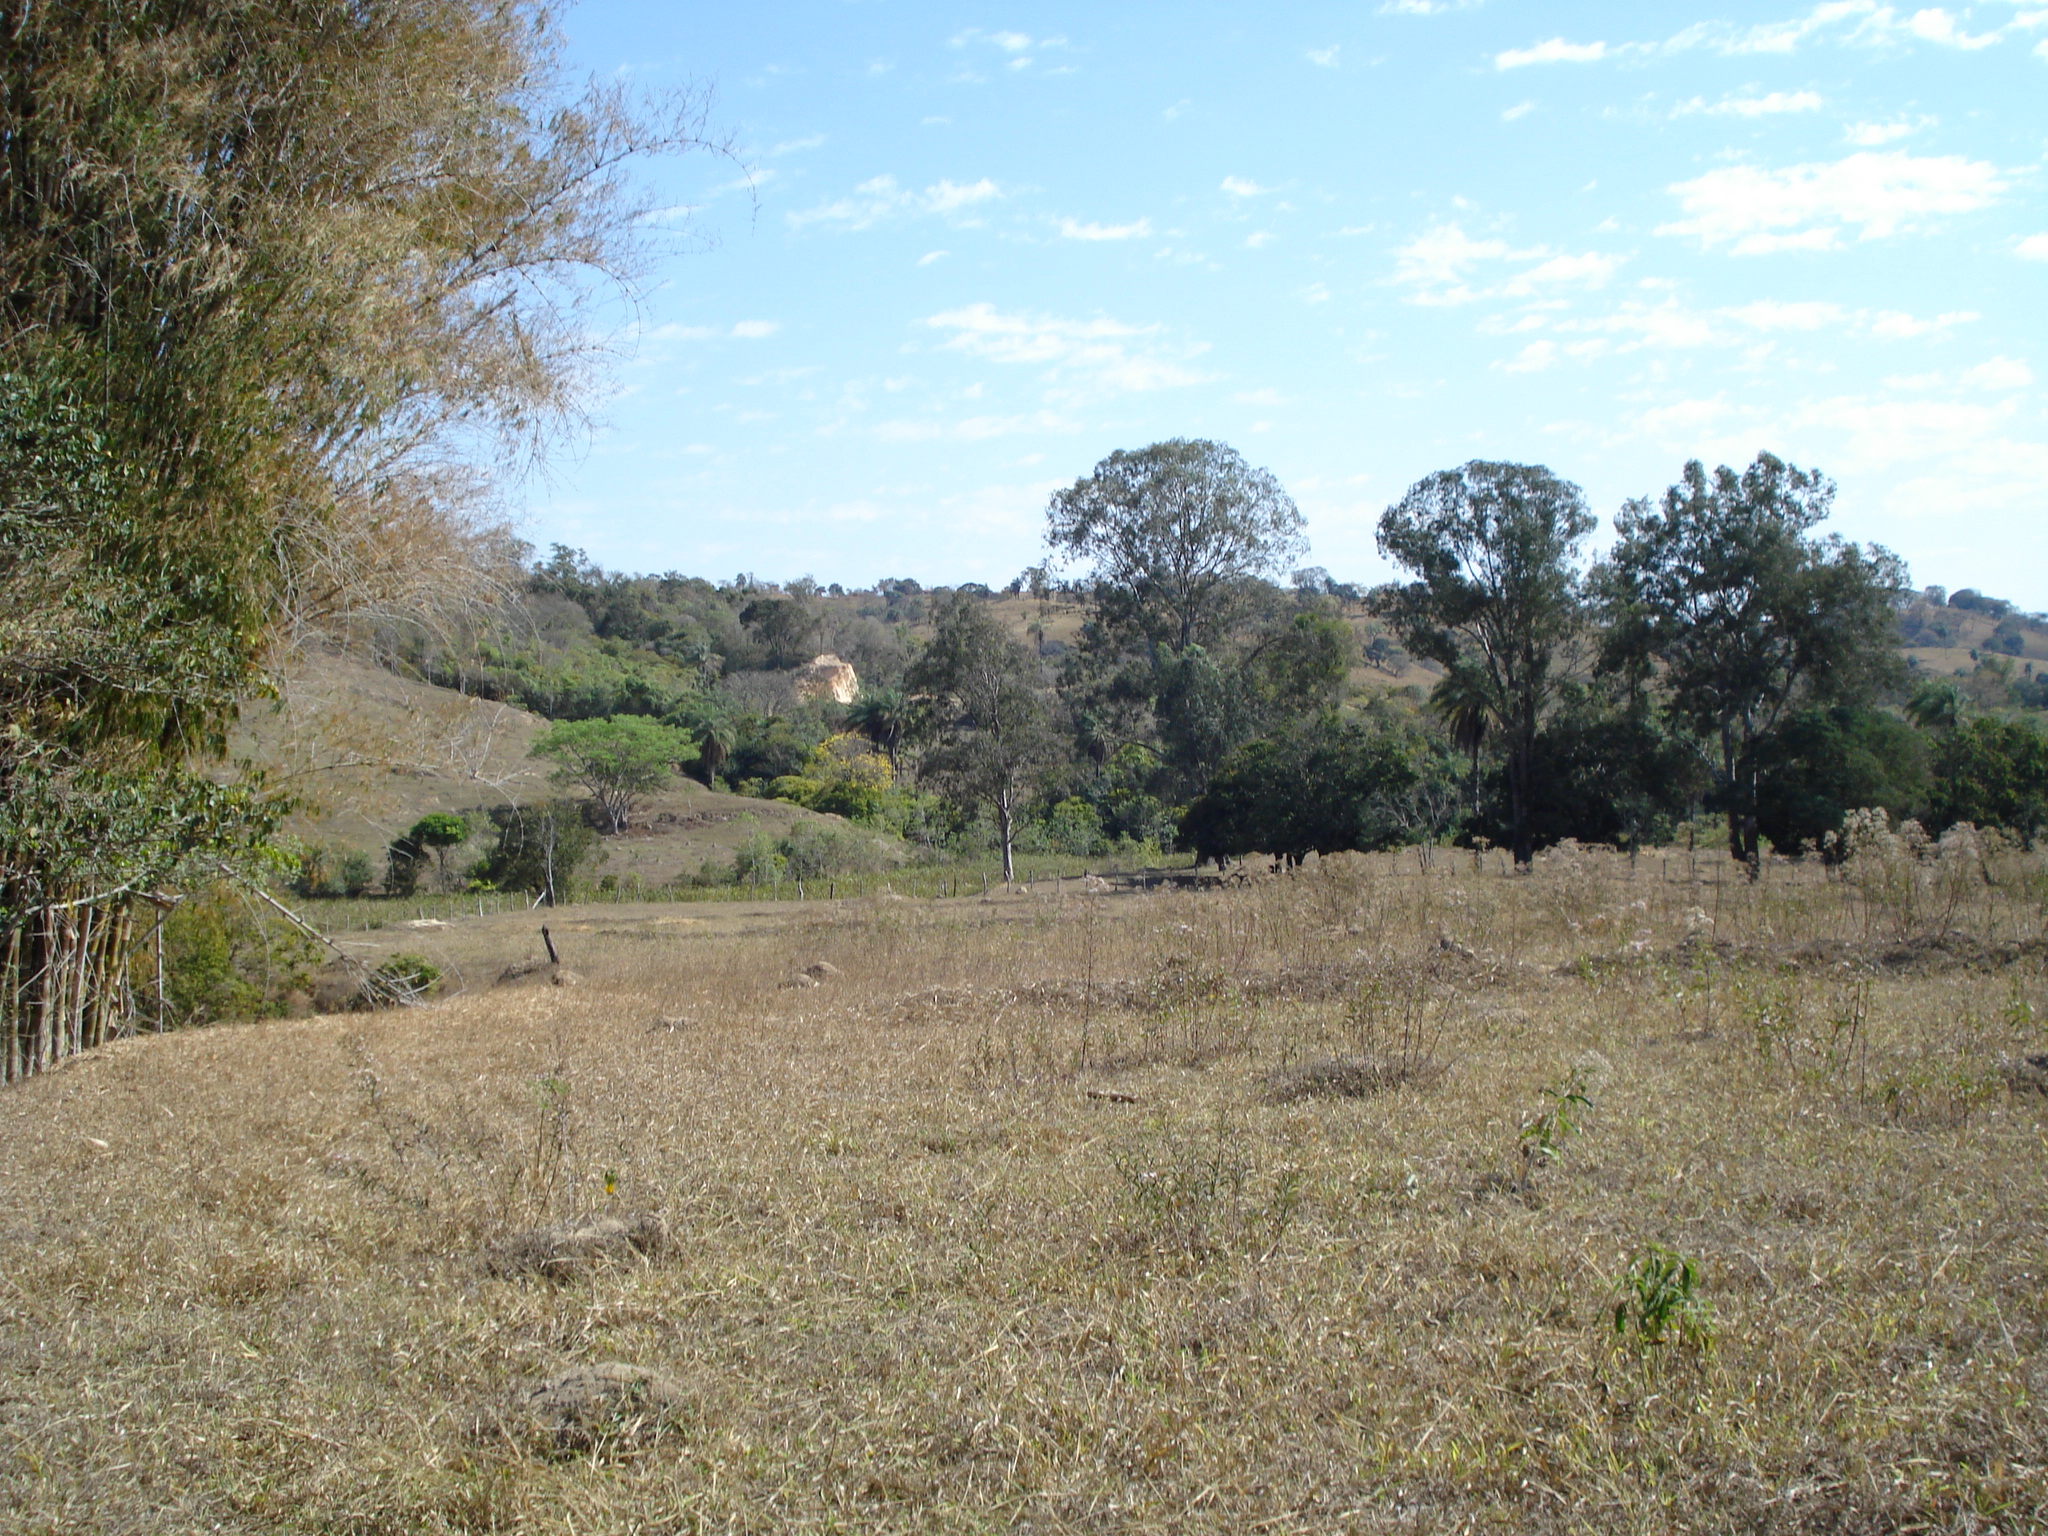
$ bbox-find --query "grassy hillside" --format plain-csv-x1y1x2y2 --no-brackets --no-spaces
235,651,898,892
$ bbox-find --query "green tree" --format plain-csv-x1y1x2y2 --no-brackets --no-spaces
1753,706,1929,856
409,813,471,892
1926,717,2048,840
1598,454,1907,874
472,801,599,905
1428,665,1493,823
532,716,697,834
1374,461,1595,864
1180,716,1420,867
0,0,721,1074
846,688,911,773
1047,439,1307,651
1905,677,1967,734
668,697,739,782
906,593,1059,883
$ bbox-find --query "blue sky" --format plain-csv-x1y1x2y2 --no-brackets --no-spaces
523,2,2048,606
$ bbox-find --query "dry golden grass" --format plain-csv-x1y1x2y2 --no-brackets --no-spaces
4,845,2046,1533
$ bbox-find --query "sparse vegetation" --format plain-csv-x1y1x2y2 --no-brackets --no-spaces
5,846,2045,1531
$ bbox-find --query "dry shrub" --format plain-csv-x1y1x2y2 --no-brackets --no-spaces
507,1363,689,1457
484,1212,667,1282
1261,1053,1444,1103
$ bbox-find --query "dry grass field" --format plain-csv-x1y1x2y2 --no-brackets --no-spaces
3,843,2046,1533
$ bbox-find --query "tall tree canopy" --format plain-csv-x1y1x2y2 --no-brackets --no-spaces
1596,454,1907,872
1046,439,1307,651
1373,461,1595,864
0,0,717,1074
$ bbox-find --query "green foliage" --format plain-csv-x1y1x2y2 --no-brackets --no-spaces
1519,1070,1593,1173
907,593,1059,882
385,834,425,900
1,0,709,1068
161,887,322,1028
471,802,600,902
400,813,472,893
532,716,697,834
731,822,787,887
1180,715,1420,865
1754,706,1930,855
366,953,442,1006
1375,460,1596,863
1473,686,1704,853
1041,797,1108,857
1927,717,2048,840
337,851,375,900
1612,1246,1714,1350
1599,453,1908,868
764,735,897,823
411,814,470,850
1048,439,1307,651
776,822,893,882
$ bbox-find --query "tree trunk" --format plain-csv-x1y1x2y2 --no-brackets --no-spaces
1507,717,1535,865
997,789,1017,885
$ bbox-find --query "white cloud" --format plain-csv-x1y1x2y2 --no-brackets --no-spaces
991,31,1032,52
641,320,784,344
2018,234,2048,260
1393,223,1621,305
926,178,1001,213
1674,89,1824,116
1502,100,1537,120
789,176,1003,230
1496,38,1608,68
1844,118,1930,145
1661,151,2006,253
1868,308,1978,337
1220,176,1268,197
768,135,826,156
1059,217,1152,241
917,250,949,266
1498,341,1559,373
1380,0,1477,12
1722,299,1850,330
1494,295,1976,361
1793,393,2020,469
1502,251,1624,293
1903,7,2001,48
1653,3,2042,60
924,303,1214,398
1246,231,1276,249
1393,223,1515,301
1961,357,2036,390
1307,45,1341,67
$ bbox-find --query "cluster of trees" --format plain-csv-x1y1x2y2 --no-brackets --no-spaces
0,0,715,1074
427,439,2047,889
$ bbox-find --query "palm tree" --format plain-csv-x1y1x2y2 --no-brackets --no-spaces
1429,665,1494,822
1905,676,1965,734
846,688,909,774
668,699,738,783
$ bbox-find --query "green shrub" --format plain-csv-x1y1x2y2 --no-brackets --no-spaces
365,953,441,1006
158,886,322,1026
